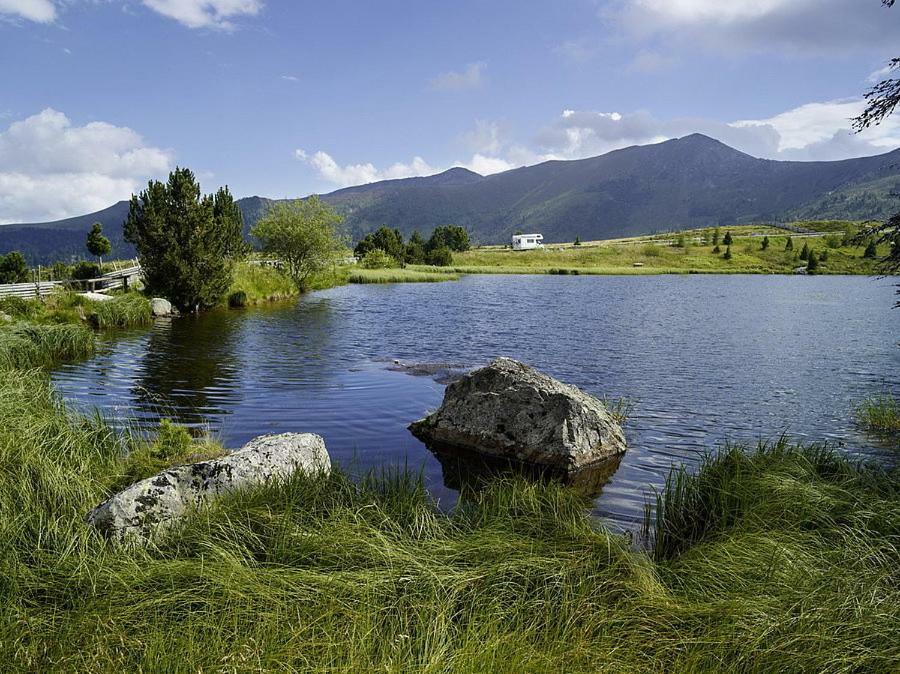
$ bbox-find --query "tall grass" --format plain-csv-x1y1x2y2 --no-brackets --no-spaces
0,322,94,369
855,394,900,437
349,267,461,284
0,369,896,671
88,293,152,329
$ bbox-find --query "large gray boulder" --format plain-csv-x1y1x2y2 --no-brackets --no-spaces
87,433,330,541
150,297,175,317
409,357,626,472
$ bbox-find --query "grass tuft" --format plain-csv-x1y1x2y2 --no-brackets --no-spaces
855,394,900,437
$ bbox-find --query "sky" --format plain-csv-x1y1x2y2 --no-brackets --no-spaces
1,0,899,223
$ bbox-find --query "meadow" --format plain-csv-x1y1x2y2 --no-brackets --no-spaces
430,223,888,276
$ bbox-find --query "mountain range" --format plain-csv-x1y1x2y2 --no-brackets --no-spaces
3,134,899,264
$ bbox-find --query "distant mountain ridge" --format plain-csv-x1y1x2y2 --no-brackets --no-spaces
4,134,900,264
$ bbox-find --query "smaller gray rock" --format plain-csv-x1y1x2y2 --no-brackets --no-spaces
87,433,330,541
82,292,114,302
0,311,11,323
150,297,175,317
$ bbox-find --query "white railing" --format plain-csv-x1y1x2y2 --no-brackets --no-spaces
0,263,144,299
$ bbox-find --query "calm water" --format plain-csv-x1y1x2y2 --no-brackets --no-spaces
52,275,899,530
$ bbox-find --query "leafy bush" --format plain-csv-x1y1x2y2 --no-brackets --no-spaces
228,290,248,308
72,261,102,280
427,224,470,252
360,249,400,269
642,244,662,257
863,239,878,259
0,251,29,284
424,245,453,266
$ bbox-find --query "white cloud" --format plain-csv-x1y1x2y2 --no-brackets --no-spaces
868,62,897,83
614,0,898,52
297,98,900,191
533,99,900,162
0,108,172,223
429,62,486,91
140,0,263,29
280,74,299,82
0,0,56,22
296,149,437,188
460,119,505,155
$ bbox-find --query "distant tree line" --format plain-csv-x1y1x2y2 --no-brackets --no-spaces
353,225,470,267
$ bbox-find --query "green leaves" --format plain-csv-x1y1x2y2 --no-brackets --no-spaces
124,168,245,311
251,196,347,291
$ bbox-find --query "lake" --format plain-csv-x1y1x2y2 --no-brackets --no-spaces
52,274,899,531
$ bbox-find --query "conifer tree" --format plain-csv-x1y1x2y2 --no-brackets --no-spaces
723,245,732,260
86,222,111,268
723,231,733,246
125,168,246,312
799,242,810,260
806,251,819,273
863,239,878,258
761,235,769,250
785,237,794,252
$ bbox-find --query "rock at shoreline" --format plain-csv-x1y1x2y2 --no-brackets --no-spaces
87,433,331,541
150,298,176,317
82,292,114,302
409,357,626,473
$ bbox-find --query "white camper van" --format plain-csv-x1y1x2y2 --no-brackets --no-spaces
512,233,544,250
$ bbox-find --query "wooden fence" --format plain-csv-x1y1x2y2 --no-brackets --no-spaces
0,264,143,300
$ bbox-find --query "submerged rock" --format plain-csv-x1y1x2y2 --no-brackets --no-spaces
87,433,330,541
409,357,626,473
150,297,176,317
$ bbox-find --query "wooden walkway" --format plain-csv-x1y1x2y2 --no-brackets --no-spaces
0,263,143,300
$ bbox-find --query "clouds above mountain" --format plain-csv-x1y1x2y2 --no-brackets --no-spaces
0,109,172,223
0,0,263,28
297,97,900,189
613,0,898,52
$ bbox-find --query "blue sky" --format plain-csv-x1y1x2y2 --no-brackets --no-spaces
1,0,899,222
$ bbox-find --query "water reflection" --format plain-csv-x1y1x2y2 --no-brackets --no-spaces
133,313,243,426
52,275,900,530
431,445,623,500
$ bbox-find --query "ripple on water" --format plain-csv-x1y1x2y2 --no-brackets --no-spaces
52,274,900,530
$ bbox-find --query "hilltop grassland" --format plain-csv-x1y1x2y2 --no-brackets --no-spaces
433,223,890,276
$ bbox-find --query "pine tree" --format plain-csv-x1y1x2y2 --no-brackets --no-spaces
86,222,111,268
785,237,794,252
761,235,769,250
723,245,732,260
574,235,581,246
863,240,878,258
712,227,721,246
799,242,810,260
723,231,733,246
806,251,819,273
125,168,246,312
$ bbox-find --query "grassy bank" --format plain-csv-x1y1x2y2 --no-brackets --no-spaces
0,356,896,671
348,267,461,284
446,223,890,276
